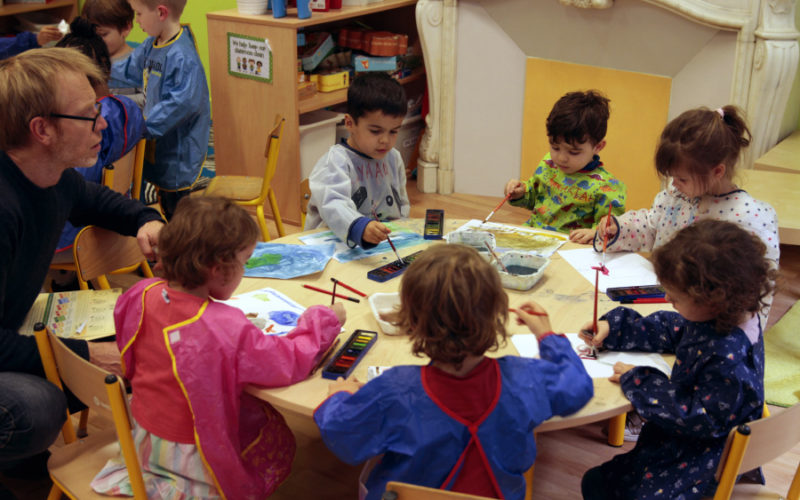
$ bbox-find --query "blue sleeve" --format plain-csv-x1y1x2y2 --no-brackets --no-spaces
601,307,684,353
110,42,146,87
0,32,39,59
620,355,762,439
314,370,414,465
97,95,146,168
535,334,594,416
143,45,208,139
347,216,377,249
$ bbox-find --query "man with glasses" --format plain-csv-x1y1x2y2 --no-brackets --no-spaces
0,48,164,493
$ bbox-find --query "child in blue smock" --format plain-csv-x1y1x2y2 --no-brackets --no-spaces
580,219,775,500
314,244,593,500
305,72,410,249
112,0,210,220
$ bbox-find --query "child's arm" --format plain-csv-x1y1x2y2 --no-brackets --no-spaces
110,42,146,88
141,50,208,139
600,307,684,354
235,305,343,387
595,188,673,253
618,354,762,439
308,150,375,247
390,150,411,218
314,372,410,465
0,32,39,59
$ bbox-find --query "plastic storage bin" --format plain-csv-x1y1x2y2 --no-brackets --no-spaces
299,110,344,179
369,292,401,335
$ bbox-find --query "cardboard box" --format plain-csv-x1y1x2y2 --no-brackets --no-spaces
352,54,397,72
299,32,334,72
317,70,349,92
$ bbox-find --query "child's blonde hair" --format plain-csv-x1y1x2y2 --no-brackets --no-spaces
157,196,259,289
655,105,751,188
652,219,775,333
396,244,508,370
133,0,187,18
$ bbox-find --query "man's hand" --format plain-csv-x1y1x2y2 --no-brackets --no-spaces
136,220,164,260
88,341,123,377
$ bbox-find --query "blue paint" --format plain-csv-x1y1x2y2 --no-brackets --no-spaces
269,310,300,326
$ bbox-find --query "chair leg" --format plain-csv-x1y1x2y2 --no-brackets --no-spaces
256,205,270,242
268,189,285,237
607,413,626,447
47,483,63,500
77,409,89,438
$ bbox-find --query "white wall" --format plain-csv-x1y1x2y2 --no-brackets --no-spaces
453,0,739,196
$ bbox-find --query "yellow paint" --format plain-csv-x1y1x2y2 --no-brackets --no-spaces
522,58,672,211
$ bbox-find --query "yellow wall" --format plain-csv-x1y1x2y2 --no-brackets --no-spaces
522,58,672,211
79,0,237,93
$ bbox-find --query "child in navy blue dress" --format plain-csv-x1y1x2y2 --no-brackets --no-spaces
580,219,775,500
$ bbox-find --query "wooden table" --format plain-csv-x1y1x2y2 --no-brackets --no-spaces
738,169,800,245
754,130,800,174
239,219,671,445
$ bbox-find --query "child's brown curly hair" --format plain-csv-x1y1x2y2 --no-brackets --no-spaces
157,196,259,289
651,219,775,333
395,244,508,370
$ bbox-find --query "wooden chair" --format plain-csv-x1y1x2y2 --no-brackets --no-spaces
382,481,498,499
300,177,311,229
73,225,153,290
33,323,147,500
202,114,286,241
49,139,147,282
706,403,800,499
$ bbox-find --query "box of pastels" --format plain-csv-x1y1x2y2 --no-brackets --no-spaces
493,251,549,291
444,230,496,261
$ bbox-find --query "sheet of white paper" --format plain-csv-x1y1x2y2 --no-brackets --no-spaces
558,248,659,292
511,333,672,379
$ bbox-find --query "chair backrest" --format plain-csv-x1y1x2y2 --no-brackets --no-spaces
300,177,311,228
102,139,146,199
713,403,800,500
33,324,147,499
73,225,153,290
383,482,497,500
259,114,286,201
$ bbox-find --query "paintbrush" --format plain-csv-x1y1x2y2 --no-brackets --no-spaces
599,203,613,270
482,193,512,225
484,242,509,273
372,205,404,264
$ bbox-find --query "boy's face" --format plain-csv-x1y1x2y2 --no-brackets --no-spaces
345,110,404,160
548,137,605,175
95,24,132,58
128,0,163,39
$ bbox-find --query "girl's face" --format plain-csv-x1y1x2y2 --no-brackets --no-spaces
669,165,706,198
207,243,255,300
662,285,717,323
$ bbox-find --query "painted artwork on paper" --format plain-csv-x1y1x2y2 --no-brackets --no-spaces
220,287,306,335
244,243,334,279
299,222,424,263
455,220,567,257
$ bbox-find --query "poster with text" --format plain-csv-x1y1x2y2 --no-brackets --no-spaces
228,33,272,83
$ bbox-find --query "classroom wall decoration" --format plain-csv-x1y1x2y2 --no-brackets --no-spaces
521,58,671,211
228,33,273,83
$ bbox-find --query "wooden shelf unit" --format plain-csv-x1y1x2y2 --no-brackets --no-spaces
0,0,77,32
207,0,421,226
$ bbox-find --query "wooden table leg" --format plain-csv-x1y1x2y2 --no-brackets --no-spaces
607,413,626,447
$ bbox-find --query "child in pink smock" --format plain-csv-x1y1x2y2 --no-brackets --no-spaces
92,196,345,500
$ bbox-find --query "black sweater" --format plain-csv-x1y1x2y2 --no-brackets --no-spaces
0,151,163,375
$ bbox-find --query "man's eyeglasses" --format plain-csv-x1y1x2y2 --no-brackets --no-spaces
49,102,103,131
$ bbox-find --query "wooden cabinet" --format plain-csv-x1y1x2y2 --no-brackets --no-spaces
207,0,422,226
0,0,77,34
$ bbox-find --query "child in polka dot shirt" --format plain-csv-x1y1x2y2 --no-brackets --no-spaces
594,105,779,269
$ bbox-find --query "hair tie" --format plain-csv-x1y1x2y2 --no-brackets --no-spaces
716,108,725,118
